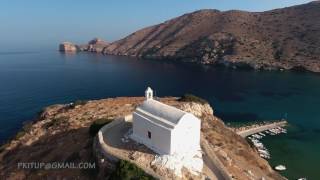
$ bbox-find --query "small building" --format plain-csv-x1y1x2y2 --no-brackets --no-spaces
131,87,201,155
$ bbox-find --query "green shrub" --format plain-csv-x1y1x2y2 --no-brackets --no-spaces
15,131,26,139
110,160,155,180
44,116,69,129
22,121,33,131
89,118,113,136
179,94,208,104
74,100,88,106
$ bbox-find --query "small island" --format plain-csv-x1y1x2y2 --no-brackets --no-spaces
59,42,78,52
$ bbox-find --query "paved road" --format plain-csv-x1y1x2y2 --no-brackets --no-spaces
201,139,232,180
98,119,162,179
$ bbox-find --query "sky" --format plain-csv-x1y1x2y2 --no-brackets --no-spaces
0,0,313,51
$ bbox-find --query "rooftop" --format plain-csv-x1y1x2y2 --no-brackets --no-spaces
135,99,188,129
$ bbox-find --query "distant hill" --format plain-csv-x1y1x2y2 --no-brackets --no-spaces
81,1,320,72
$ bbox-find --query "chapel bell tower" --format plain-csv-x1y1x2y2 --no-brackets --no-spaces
145,87,153,100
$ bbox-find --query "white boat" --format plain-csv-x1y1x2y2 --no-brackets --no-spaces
252,134,260,138
258,149,269,154
280,128,287,133
275,165,286,171
252,134,258,138
260,154,270,159
297,178,307,180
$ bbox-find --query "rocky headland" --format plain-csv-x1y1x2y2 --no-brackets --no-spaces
0,97,284,179
78,38,110,53
62,1,320,72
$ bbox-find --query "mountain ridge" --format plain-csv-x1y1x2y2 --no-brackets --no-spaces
68,1,320,72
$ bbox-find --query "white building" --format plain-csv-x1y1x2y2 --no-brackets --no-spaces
131,87,201,155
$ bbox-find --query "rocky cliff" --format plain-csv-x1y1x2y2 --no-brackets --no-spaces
0,97,284,179
75,1,320,72
59,42,78,52
78,38,109,53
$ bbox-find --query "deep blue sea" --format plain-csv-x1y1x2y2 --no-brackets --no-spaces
0,51,319,179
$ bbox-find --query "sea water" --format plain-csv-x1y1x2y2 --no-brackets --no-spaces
0,51,319,179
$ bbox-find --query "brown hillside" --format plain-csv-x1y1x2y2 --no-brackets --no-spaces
102,1,320,72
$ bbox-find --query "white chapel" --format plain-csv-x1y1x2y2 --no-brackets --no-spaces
131,87,201,155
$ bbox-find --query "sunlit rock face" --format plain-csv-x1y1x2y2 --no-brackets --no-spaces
87,38,109,53
100,2,320,72
59,42,78,52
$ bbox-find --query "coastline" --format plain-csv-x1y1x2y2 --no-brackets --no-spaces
0,97,284,179
59,0,320,74
61,46,318,73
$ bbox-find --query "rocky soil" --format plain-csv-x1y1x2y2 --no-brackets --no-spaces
71,1,320,72
0,97,284,179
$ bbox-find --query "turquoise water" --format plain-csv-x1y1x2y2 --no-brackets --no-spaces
214,70,320,179
0,51,319,179
217,82,320,179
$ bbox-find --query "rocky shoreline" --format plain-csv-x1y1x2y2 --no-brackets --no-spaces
59,39,316,73
0,97,284,179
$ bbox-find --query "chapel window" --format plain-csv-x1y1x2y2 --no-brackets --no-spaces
148,131,151,139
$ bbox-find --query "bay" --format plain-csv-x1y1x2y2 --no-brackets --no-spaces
0,51,319,179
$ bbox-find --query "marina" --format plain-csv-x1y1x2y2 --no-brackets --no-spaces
246,126,287,160
232,121,288,160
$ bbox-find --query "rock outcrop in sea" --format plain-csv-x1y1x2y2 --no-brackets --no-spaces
59,42,78,52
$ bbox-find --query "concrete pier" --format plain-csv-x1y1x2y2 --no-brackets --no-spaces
235,120,287,137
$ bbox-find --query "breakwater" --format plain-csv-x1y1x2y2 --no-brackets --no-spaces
233,120,287,137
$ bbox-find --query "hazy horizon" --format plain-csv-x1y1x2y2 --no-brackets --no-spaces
0,0,313,52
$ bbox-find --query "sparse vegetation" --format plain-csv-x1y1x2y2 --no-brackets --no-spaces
69,100,88,109
109,160,155,180
62,1,320,73
44,116,69,129
14,121,33,140
179,94,208,104
89,118,113,136
74,100,88,106
15,131,26,139
0,143,9,153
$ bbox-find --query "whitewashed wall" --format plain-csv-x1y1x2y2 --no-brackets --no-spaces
171,114,201,154
131,112,172,155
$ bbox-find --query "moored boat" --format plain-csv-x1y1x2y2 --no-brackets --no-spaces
275,165,286,171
